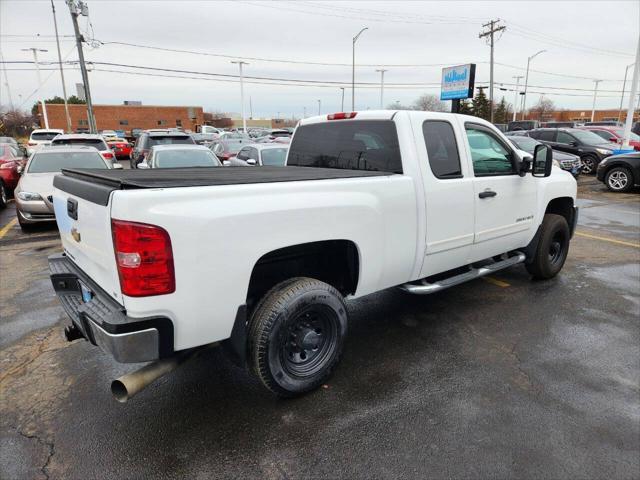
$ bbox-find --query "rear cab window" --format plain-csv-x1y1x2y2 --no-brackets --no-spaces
288,120,403,173
148,135,195,147
51,138,107,151
31,131,60,141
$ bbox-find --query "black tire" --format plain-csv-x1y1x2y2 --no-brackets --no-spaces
0,181,7,209
580,154,598,175
249,277,348,397
18,215,35,233
605,166,634,193
526,213,570,280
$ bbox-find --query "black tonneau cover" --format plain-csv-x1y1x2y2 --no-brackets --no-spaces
55,166,393,205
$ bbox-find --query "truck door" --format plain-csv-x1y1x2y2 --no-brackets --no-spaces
463,122,537,260
412,115,476,277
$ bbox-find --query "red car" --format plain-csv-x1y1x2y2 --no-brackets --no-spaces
107,138,133,160
580,126,640,151
0,143,24,208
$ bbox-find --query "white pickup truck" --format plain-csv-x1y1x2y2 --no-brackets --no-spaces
48,111,577,401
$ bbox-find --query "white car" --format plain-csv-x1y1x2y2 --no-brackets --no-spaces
138,144,221,169
49,110,577,401
50,134,116,165
229,144,288,166
26,129,64,155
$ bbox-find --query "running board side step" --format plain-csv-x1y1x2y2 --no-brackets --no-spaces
400,251,526,295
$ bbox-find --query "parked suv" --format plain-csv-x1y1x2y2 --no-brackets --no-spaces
508,120,539,131
50,134,115,164
130,131,195,168
579,126,640,151
26,129,64,155
528,128,617,174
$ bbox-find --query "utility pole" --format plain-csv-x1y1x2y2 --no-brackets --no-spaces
317,99,321,115
303,106,307,118
249,95,253,120
231,60,248,133
618,63,634,123
622,32,640,149
340,87,345,111
479,19,506,123
591,79,602,123
22,48,49,129
0,48,14,109
521,49,546,120
67,0,96,133
375,69,387,109
52,0,72,132
352,27,368,111
512,75,523,121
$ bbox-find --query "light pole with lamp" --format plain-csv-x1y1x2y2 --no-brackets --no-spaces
618,63,635,123
521,49,546,120
22,48,49,129
352,27,368,111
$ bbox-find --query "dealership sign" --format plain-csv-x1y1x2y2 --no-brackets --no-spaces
440,64,476,100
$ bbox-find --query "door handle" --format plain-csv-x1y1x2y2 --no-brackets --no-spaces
479,190,497,199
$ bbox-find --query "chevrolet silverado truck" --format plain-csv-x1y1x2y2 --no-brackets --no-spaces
48,111,578,401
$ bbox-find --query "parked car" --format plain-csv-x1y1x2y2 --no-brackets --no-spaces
191,133,219,146
632,122,640,136
596,152,640,193
107,138,133,160
48,111,577,401
508,135,581,178
131,131,196,168
583,121,622,127
493,123,508,132
208,138,251,161
0,136,19,146
50,133,116,164
542,122,576,128
138,145,221,169
26,129,64,155
101,130,118,138
508,120,539,131
528,128,618,174
131,128,144,139
0,143,24,208
15,146,120,231
504,130,530,137
579,126,640,151
229,144,289,166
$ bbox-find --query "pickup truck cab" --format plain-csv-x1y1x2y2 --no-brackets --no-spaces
49,111,577,400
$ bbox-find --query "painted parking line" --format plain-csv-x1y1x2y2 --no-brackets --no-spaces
0,218,17,239
482,276,510,288
575,231,640,249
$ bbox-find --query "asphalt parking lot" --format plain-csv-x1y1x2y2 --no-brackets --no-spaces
1,176,638,480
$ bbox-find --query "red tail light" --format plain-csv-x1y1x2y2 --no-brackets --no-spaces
327,112,357,120
28,142,37,146
103,152,114,159
111,219,175,297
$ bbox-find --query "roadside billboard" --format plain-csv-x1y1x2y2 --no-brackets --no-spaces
440,64,476,101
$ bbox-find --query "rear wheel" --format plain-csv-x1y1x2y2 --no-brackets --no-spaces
249,277,348,397
580,154,598,175
605,166,633,193
0,181,7,209
526,214,570,279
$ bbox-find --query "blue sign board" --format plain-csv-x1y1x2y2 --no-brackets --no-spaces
440,64,476,101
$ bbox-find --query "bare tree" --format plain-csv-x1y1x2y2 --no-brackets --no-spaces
413,94,447,112
0,107,37,138
528,97,556,121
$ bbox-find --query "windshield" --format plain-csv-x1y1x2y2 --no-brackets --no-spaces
31,131,60,141
612,129,640,141
223,141,247,153
260,148,288,166
155,149,221,168
571,130,613,145
28,151,107,173
148,135,194,147
51,138,107,151
510,136,539,153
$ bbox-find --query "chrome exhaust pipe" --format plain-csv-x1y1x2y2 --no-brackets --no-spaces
111,345,213,403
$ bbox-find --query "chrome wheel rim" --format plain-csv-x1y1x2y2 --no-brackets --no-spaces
608,171,628,190
581,158,594,174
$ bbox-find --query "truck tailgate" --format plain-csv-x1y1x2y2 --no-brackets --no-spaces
52,175,122,303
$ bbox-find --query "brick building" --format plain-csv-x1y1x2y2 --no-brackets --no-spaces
37,103,205,133
523,108,639,124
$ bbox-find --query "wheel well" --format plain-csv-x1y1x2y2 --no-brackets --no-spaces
545,197,574,226
246,240,359,306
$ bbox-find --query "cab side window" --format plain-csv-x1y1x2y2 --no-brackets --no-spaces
465,125,515,176
236,148,249,160
422,121,462,179
248,148,259,160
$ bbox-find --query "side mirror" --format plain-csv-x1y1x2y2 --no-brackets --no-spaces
17,165,24,175
246,159,257,166
223,160,231,166
609,137,618,143
112,163,123,169
532,144,553,177
138,162,149,169
569,141,579,147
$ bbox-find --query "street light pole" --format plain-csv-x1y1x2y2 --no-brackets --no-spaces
317,99,321,115
622,33,640,149
340,87,345,111
618,63,635,123
51,0,71,132
352,27,368,111
67,0,97,133
512,75,523,121
521,49,546,120
22,48,49,129
591,79,602,123
231,61,249,133
375,69,387,109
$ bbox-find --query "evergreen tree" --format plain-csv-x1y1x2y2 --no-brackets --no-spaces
494,97,511,124
458,99,473,115
471,88,490,121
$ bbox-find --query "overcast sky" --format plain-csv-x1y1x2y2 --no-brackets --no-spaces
1,0,638,119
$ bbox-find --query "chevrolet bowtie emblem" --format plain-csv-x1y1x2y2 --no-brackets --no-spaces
71,227,81,243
